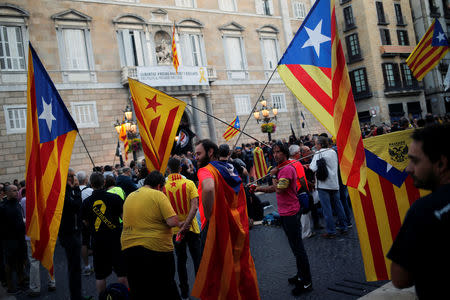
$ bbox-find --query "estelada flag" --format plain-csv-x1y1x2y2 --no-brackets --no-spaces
192,162,260,300
222,116,240,141
128,78,186,173
277,0,366,194
26,43,78,276
406,18,449,81
348,130,430,281
118,123,129,161
253,146,268,179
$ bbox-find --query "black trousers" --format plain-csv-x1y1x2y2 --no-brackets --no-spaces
59,233,82,300
172,231,201,290
280,213,312,282
124,246,180,300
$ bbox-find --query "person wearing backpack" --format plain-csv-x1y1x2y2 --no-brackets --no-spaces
310,136,349,238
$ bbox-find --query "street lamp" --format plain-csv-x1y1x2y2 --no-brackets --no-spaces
113,105,139,162
253,96,278,142
113,119,124,167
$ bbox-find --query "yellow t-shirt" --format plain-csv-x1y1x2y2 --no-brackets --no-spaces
164,173,200,234
121,186,176,252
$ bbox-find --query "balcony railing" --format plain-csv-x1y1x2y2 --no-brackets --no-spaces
384,83,423,96
353,88,373,101
396,15,407,26
343,20,357,32
377,14,389,25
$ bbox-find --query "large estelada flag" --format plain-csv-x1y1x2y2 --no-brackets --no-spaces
277,0,366,194
222,116,240,141
348,130,430,281
406,18,449,81
26,43,78,275
253,146,268,180
192,162,260,299
128,78,186,173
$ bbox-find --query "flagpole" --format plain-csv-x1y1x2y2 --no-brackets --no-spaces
184,102,270,148
232,67,278,150
77,132,96,168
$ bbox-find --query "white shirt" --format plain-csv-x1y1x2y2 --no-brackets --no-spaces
79,185,93,202
310,148,339,190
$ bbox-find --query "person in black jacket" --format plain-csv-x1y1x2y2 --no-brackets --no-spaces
58,168,83,300
116,167,137,198
0,184,27,294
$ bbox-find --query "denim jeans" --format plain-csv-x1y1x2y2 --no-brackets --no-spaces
280,213,312,282
172,231,201,290
318,188,349,234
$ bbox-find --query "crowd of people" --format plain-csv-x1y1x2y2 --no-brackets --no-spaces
0,117,449,299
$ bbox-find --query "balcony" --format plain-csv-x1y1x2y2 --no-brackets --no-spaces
343,21,357,32
347,52,363,64
377,14,389,25
384,83,423,97
380,45,415,57
353,88,373,101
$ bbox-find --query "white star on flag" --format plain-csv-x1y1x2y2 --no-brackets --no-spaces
436,32,446,42
38,97,56,133
302,20,331,58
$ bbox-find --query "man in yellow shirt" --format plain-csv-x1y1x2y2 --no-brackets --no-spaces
164,158,200,299
121,171,182,300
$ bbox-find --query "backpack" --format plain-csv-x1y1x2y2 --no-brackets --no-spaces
315,153,328,181
99,283,129,300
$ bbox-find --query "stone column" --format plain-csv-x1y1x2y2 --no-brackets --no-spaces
191,93,202,139
205,93,217,143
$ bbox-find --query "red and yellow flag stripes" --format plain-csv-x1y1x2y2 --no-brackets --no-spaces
192,164,260,300
253,147,268,180
172,23,180,74
331,0,367,194
128,78,186,173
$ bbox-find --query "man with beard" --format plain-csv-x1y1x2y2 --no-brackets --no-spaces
387,123,450,299
255,141,312,296
192,139,260,300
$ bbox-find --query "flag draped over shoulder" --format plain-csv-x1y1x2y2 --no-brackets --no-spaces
253,147,268,180
348,130,430,281
192,163,260,300
172,23,180,74
128,78,186,173
406,18,449,81
277,0,366,194
26,43,78,276
222,116,240,141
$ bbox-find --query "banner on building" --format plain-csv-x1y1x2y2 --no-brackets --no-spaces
137,66,209,86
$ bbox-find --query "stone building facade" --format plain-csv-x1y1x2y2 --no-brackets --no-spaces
0,0,325,182
336,0,427,124
409,0,450,116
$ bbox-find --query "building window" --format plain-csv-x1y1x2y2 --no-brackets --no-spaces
349,68,370,96
261,37,279,70
376,1,388,24
62,28,91,70
271,93,287,111
256,0,274,15
343,6,355,30
179,33,206,67
394,3,405,25
0,25,26,71
401,63,417,87
219,0,237,11
4,105,26,134
380,29,391,45
345,33,361,62
292,1,306,19
234,95,252,115
223,36,247,79
382,63,401,89
70,101,99,128
429,0,440,17
117,29,147,67
397,30,409,46
175,0,196,8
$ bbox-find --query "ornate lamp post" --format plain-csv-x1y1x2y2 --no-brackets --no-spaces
113,119,124,167
253,96,278,141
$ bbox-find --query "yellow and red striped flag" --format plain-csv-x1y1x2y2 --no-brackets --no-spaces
277,0,366,194
192,163,260,299
26,43,78,276
253,146,268,180
222,116,240,141
406,18,449,81
118,123,129,161
128,78,186,173
172,22,180,74
349,130,429,280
